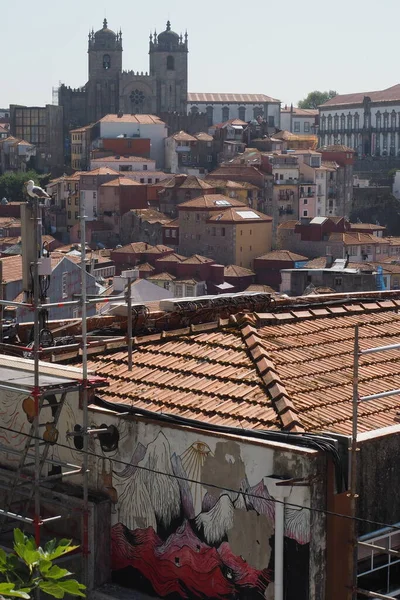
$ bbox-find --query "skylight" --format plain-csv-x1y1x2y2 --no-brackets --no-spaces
236,211,261,219
215,200,232,206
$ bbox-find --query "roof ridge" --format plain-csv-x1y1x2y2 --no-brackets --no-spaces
238,317,304,432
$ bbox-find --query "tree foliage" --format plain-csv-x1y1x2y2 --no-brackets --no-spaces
298,90,338,109
0,529,85,599
0,171,49,203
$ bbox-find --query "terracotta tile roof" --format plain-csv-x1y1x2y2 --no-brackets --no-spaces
98,114,165,125
304,257,328,269
207,207,272,223
88,326,280,430
156,253,186,263
214,118,248,129
188,93,279,103
321,161,338,170
224,265,255,277
100,177,141,187
169,130,197,142
281,107,318,116
80,167,120,176
256,250,308,262
204,178,258,190
113,242,152,254
321,84,400,108
277,220,300,230
0,218,20,228
174,278,200,285
129,208,171,224
350,223,386,231
193,132,213,142
178,194,246,210
328,232,381,245
144,244,175,255
137,262,155,272
161,175,214,190
92,155,151,163
182,254,214,265
147,272,176,281
0,255,63,283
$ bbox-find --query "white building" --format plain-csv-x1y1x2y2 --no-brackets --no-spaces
319,84,400,156
90,155,156,172
187,93,280,128
280,106,318,134
94,114,168,167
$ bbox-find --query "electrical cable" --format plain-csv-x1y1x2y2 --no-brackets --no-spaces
0,422,398,532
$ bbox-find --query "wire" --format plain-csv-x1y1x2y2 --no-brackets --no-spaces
0,422,399,533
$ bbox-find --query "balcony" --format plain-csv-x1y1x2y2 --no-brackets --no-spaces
275,179,298,185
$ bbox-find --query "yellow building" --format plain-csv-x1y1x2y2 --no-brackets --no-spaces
70,126,91,170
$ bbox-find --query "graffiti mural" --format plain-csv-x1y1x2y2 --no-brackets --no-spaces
107,431,311,600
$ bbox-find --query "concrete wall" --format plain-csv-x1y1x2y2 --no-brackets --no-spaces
99,121,168,168
187,101,281,128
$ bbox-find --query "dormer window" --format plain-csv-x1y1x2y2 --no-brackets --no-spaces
103,54,111,70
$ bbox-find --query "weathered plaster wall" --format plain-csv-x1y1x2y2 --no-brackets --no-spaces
0,388,324,600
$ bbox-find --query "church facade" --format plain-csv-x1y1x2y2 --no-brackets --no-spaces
59,19,188,134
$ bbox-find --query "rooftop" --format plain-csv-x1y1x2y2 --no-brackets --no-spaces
98,114,166,125
100,177,141,187
178,194,246,210
320,84,400,108
281,107,318,117
207,207,272,223
188,93,280,103
80,167,120,176
224,265,255,277
255,250,309,262
160,175,215,190
92,156,152,163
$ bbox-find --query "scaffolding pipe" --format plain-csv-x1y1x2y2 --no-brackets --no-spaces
127,277,133,371
33,198,41,548
360,389,400,403
360,342,400,355
350,325,360,600
358,541,400,557
356,589,397,600
80,192,90,588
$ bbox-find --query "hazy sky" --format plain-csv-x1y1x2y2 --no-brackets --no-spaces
1,0,399,109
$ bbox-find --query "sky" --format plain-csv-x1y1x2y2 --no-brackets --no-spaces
1,0,399,109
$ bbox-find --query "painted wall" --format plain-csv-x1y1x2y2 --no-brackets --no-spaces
99,122,167,167
0,385,321,600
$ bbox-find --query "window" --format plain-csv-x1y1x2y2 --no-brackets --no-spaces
303,210,308,216
165,229,170,237
321,115,326,131
164,282,170,290
253,106,263,119
391,110,397,129
383,112,389,129
62,272,68,298
294,121,300,133
304,122,310,133
171,229,177,238
143,164,148,170
221,227,225,236
238,106,246,121
140,178,145,183
167,55,175,70
212,227,216,236
147,178,152,184
334,277,342,287
303,198,308,205
68,211,71,219
354,113,360,129
186,285,194,296
175,284,183,297
73,307,79,319
103,54,111,70
222,106,230,121
196,213,200,221
190,105,199,115
340,114,345,130
347,113,352,130
130,89,145,112
206,106,213,126
68,198,71,205
268,116,275,127
333,115,339,131
376,112,381,129
207,155,213,162
75,211,78,219
93,191,97,199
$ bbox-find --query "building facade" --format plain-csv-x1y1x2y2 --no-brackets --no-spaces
319,84,400,156
187,93,281,127
280,106,318,134
59,20,188,135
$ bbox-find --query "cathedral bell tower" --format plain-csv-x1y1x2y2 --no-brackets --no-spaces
87,19,122,122
149,21,188,114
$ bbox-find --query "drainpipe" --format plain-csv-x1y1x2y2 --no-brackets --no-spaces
269,478,292,600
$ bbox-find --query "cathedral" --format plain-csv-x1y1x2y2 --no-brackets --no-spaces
59,19,188,131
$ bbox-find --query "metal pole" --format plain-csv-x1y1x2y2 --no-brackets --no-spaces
79,194,89,588
33,198,41,548
350,324,360,600
127,277,133,371
356,589,397,600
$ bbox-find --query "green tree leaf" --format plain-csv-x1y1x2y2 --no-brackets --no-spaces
57,579,86,597
39,581,65,598
298,90,338,109
13,530,25,547
0,583,30,599
45,565,73,580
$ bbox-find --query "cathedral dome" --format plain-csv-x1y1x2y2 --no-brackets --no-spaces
157,21,180,48
95,19,116,39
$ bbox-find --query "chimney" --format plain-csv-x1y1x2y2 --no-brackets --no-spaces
209,264,224,285
21,203,42,300
117,110,123,118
